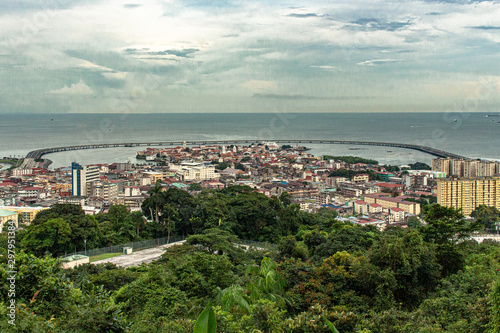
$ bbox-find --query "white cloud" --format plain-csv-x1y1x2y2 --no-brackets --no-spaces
50,80,93,95
357,59,403,66
0,0,499,113
310,65,337,71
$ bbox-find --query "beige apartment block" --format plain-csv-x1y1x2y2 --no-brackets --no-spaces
432,158,499,178
363,194,421,215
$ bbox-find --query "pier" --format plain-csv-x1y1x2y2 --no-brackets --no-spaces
24,139,467,168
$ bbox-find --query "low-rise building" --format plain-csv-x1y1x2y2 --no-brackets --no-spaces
363,194,421,215
352,174,369,184
352,200,369,214
368,203,383,213
0,206,48,224
390,207,405,221
0,208,18,230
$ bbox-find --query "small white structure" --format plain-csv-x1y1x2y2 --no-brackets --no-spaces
123,247,133,255
61,255,89,269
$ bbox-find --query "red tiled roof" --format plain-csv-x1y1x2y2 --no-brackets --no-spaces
365,194,417,204
21,187,44,191
0,182,18,186
376,183,402,188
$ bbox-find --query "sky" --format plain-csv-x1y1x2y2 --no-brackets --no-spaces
0,0,499,113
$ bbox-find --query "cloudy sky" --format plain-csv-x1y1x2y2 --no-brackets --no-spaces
0,0,499,113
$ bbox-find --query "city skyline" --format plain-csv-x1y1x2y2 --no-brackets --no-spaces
0,0,499,113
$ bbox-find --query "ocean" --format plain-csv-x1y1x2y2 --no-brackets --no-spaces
0,112,498,168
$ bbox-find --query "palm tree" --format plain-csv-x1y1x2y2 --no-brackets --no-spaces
220,257,289,313
147,180,164,223
220,284,251,314
246,257,289,308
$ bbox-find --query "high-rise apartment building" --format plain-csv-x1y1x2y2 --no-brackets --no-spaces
432,158,499,178
436,176,500,216
431,158,451,176
72,162,100,196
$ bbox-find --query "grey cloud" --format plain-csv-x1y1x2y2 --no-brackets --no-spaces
404,36,422,43
125,48,199,58
287,13,323,18
345,18,412,32
124,4,141,9
469,26,500,30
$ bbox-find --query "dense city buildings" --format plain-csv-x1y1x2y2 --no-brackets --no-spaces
0,142,437,231
3,143,500,228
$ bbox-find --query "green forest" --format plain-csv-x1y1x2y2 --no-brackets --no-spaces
1,185,500,332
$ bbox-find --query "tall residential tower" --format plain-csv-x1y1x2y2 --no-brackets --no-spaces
71,162,100,196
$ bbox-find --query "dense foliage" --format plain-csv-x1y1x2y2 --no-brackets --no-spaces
322,155,379,165
407,162,432,170
1,188,499,332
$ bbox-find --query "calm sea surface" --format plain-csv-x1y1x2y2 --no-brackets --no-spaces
0,113,498,168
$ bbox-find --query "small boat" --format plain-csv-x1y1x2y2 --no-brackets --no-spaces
453,119,457,122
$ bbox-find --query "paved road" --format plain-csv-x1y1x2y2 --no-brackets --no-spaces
92,240,185,267
90,240,271,268
471,236,500,243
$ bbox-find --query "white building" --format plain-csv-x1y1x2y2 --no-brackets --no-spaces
390,207,405,222
176,164,218,181
124,186,142,197
12,168,33,177
72,163,100,196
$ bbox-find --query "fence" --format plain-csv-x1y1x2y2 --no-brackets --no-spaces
238,239,277,250
62,236,276,258
62,235,188,258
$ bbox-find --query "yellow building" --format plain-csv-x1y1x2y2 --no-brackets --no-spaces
52,183,72,191
437,176,500,216
0,209,18,230
144,172,163,183
0,206,48,224
352,174,369,184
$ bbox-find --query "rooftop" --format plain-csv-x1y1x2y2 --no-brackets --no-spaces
61,254,89,262
0,208,17,217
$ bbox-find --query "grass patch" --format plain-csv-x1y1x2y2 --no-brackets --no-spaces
90,252,122,263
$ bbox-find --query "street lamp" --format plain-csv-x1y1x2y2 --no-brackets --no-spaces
84,239,87,256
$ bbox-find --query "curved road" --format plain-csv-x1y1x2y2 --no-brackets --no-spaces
24,139,468,167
